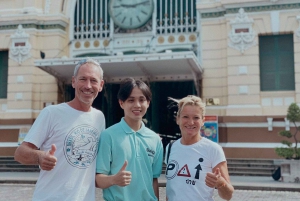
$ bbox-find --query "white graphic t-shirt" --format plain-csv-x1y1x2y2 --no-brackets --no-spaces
165,137,226,201
24,103,105,201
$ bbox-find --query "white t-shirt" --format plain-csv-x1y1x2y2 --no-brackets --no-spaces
165,137,226,201
24,103,105,201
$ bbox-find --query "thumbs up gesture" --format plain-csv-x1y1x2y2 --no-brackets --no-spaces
113,161,132,187
38,144,57,171
48,144,56,156
205,168,224,188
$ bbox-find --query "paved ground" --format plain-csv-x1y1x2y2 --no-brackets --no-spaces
1,172,300,192
1,172,300,200
1,183,300,201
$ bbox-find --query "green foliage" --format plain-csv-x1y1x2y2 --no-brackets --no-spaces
287,103,300,122
275,148,295,159
279,131,292,138
276,103,300,159
281,140,292,147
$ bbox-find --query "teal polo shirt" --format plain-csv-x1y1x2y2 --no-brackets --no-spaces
96,118,163,201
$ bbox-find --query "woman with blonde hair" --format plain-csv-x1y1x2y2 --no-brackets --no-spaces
165,95,234,201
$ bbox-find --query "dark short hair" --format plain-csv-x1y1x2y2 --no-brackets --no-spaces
117,78,152,102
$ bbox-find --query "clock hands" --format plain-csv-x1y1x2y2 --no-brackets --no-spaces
109,0,153,29
120,1,149,8
133,1,150,6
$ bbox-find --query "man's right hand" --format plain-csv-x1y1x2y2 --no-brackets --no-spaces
38,144,57,171
113,161,132,186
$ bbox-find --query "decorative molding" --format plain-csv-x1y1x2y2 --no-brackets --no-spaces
45,0,51,14
201,11,226,19
201,3,300,18
218,121,292,128
15,93,23,100
284,117,290,131
21,7,43,14
226,3,300,14
262,98,272,106
273,98,283,106
238,66,248,75
297,15,300,38
0,142,19,148
228,8,256,53
219,142,296,148
267,117,273,131
16,76,24,83
0,23,66,31
239,85,248,94
1,104,7,111
9,24,31,65
262,97,294,106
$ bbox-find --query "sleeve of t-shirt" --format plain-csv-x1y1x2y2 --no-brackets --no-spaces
23,107,52,149
152,138,163,178
211,141,226,168
96,130,112,174
98,112,106,133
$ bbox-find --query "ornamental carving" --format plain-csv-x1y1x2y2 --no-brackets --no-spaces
228,8,256,53
9,25,31,65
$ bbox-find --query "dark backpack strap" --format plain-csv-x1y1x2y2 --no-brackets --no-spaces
166,140,175,163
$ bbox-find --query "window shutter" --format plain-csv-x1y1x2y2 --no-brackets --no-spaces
0,51,8,98
259,34,295,91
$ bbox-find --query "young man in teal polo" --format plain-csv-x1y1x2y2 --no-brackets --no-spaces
96,78,163,201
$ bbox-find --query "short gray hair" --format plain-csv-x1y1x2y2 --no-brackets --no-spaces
73,57,103,79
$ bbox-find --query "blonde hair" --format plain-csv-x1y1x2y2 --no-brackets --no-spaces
168,95,206,118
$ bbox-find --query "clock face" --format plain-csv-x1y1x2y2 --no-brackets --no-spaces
109,0,154,29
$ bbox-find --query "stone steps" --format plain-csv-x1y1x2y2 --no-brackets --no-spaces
0,167,40,172
227,158,277,177
1,156,278,176
0,156,40,172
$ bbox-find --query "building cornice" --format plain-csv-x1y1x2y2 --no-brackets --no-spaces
199,1,300,18
0,15,68,31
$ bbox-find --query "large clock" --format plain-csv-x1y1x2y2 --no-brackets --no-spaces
108,0,154,29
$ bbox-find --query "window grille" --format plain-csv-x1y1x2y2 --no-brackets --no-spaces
259,34,295,91
73,0,197,40
74,0,110,40
156,0,197,34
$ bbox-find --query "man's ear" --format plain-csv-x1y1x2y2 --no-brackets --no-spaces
98,80,105,92
71,76,75,88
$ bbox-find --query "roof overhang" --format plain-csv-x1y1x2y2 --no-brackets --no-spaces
34,51,203,84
